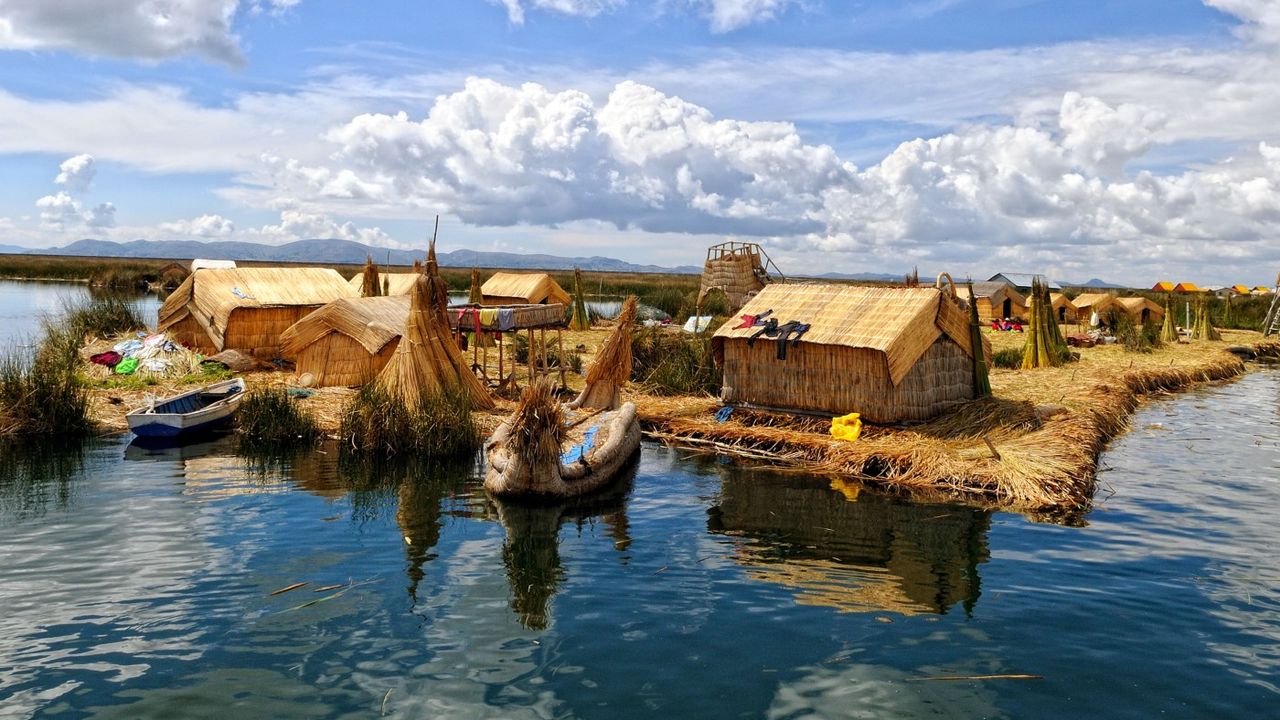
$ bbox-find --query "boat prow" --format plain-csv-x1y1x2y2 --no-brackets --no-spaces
125,377,247,439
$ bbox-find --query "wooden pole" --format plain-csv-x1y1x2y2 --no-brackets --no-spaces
498,331,504,382
556,328,567,390
539,327,548,381
527,328,534,383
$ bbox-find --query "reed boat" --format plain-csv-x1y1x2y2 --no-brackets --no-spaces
484,296,642,499
125,377,246,438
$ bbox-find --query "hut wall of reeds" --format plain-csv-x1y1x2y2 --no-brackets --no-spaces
1071,292,1122,320
347,273,422,297
1049,293,1079,324
481,272,571,306
968,282,1027,322
1116,297,1165,326
158,267,355,359
712,284,990,424
279,295,411,387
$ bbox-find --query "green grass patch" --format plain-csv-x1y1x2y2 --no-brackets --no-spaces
62,295,145,339
236,387,322,448
0,325,93,438
630,326,721,396
338,383,479,457
991,347,1023,369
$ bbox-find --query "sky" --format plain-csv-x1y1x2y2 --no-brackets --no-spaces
0,0,1278,285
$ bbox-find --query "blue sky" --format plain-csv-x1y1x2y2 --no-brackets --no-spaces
1,0,1278,285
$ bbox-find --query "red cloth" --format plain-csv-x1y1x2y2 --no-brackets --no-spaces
90,351,122,368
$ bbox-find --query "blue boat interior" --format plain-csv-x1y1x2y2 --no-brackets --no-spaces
152,385,242,415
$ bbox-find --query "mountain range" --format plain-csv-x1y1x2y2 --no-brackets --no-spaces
3,238,702,274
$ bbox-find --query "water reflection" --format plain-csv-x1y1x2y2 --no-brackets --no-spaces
0,439,86,520
707,469,990,616
486,462,636,629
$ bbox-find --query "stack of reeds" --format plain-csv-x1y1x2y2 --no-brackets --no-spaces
569,267,590,331
376,274,495,410
361,256,382,297
1021,277,1067,369
699,251,765,312
507,377,566,487
573,295,637,410
424,239,450,325
1190,297,1222,341
469,268,484,305
966,282,991,397
1160,296,1179,343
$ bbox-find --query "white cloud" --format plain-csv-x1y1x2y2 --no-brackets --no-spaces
85,201,116,229
492,0,624,24
34,191,115,230
699,0,798,32
159,214,237,238
250,207,396,247
54,154,96,193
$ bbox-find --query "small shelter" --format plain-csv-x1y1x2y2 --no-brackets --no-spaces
712,283,991,424
1231,285,1252,296
697,241,783,313
481,272,571,306
1152,281,1175,293
967,282,1027,322
1049,293,1079,324
279,295,411,387
1174,282,1205,293
1071,292,1123,320
1116,297,1165,325
159,267,355,359
1253,286,1272,295
347,273,421,297
987,273,1061,293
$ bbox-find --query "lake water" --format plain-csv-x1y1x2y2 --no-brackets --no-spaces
2,280,1279,718
0,280,161,345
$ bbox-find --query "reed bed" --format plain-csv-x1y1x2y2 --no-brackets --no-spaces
338,383,479,457
0,324,92,438
237,387,322,447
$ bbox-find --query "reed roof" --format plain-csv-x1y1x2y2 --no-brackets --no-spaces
346,273,422,296
713,283,983,386
279,295,411,358
1116,296,1165,318
481,272,571,306
969,282,1026,304
1049,293,1077,310
158,267,355,349
1070,292,1120,312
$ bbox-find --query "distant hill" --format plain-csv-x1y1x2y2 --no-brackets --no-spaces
1067,277,1127,289
33,238,701,274
808,271,904,282
0,243,29,254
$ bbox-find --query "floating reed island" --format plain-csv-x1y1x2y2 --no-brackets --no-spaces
22,253,1279,519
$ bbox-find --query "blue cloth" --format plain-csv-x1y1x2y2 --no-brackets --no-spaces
112,339,143,357
561,426,599,465
715,406,734,423
497,308,516,331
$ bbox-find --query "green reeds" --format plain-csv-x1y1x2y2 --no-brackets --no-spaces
1115,312,1161,353
965,282,991,397
991,347,1023,369
1020,277,1068,369
237,387,322,447
569,267,591,331
338,383,479,457
630,326,720,395
62,295,144,339
0,324,92,438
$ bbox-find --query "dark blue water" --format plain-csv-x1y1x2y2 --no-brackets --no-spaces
2,280,1279,718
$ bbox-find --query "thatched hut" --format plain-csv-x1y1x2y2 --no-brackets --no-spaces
481,272,571,306
1071,292,1122,321
1116,297,1165,325
712,284,991,424
697,241,782,313
968,281,1027,322
346,273,421,296
1049,293,1079,324
279,295,411,387
158,267,355,359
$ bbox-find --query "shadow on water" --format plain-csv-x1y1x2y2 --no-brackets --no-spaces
0,438,88,520
706,465,991,616
485,457,638,630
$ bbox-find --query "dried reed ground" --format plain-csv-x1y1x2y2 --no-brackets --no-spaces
84,320,1276,517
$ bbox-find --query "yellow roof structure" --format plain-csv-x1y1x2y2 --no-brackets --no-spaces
347,273,423,296
1173,282,1204,293
1231,285,1252,295
158,267,355,350
480,272,571,306
280,295,411,358
1071,292,1122,314
1151,281,1175,292
713,283,985,386
1254,286,1273,294
1049,293,1077,310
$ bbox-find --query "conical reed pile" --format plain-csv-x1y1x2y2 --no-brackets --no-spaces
574,295,637,410
424,238,450,325
376,274,495,410
469,267,484,305
1160,296,1178,343
508,377,566,480
361,255,382,297
1021,277,1066,369
966,281,991,397
1190,297,1221,341
569,267,590,331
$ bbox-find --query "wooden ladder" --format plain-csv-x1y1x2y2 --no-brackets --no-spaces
1264,274,1280,337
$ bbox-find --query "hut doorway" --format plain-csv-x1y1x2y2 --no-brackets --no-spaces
1141,308,1151,324
1002,298,1012,318
1058,306,1067,323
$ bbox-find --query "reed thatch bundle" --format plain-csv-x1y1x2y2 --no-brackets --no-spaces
1160,296,1179,343
966,281,991,397
413,259,422,273
361,255,382,297
507,376,566,489
468,268,483,305
376,275,495,410
574,295,637,410
1020,277,1067,369
424,239,450,325
569,267,591,331
1190,298,1222,341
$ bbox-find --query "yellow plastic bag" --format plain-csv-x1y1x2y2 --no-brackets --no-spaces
830,412,862,442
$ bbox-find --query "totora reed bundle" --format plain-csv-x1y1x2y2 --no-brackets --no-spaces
1021,277,1067,369
966,281,991,397
574,295,637,410
508,377,566,487
1160,296,1179,343
569,267,591,331
469,267,484,305
361,255,382,297
375,274,495,411
1191,297,1222,341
